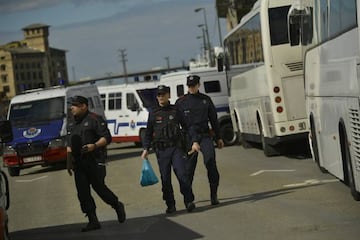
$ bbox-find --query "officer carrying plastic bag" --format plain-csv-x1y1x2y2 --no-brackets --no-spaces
140,158,159,186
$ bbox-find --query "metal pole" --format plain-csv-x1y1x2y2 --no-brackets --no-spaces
118,49,128,84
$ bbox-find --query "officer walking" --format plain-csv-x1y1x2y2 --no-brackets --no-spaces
176,75,224,205
141,85,195,214
66,95,126,232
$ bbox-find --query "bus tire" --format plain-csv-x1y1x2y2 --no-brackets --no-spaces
259,121,279,157
310,117,327,173
220,122,237,146
8,167,20,177
340,125,360,201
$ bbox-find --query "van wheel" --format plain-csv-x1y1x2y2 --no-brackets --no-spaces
8,167,20,177
135,128,146,147
220,122,237,146
340,126,360,201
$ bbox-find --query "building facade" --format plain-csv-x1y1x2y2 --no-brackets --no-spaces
0,23,68,117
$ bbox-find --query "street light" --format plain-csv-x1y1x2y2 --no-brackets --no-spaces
194,7,213,66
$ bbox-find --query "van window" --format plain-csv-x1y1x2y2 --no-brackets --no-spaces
87,97,94,109
100,94,106,109
127,93,139,111
137,88,157,108
109,92,122,110
204,81,221,93
176,85,184,97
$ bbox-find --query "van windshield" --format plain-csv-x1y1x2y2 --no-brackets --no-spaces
136,88,157,109
9,97,65,125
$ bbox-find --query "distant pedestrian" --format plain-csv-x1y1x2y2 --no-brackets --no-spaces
141,85,195,214
176,75,224,205
66,95,126,232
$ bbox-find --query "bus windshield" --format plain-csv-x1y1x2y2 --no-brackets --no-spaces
269,5,291,45
9,97,65,126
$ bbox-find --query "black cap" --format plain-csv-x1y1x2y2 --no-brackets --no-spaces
157,85,170,95
186,75,200,86
70,95,88,106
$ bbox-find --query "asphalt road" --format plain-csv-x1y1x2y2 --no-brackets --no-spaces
3,142,360,240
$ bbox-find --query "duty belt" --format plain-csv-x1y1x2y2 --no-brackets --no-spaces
153,141,176,150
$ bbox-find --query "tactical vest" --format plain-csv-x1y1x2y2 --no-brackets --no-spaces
152,106,180,144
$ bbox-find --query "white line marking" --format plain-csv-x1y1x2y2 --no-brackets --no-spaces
15,175,48,183
283,179,339,188
250,169,296,176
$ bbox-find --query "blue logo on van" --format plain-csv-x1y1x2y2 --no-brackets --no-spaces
23,127,42,138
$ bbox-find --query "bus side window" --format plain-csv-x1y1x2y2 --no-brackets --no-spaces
288,7,313,46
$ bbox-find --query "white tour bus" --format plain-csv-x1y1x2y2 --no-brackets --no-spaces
224,0,308,156
290,0,360,200
3,85,104,176
97,81,158,146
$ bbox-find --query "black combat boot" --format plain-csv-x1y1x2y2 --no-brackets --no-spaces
81,212,101,232
185,202,196,212
114,201,126,223
210,184,220,205
166,205,176,214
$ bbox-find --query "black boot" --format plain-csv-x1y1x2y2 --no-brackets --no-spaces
210,184,220,205
114,201,126,223
81,212,101,232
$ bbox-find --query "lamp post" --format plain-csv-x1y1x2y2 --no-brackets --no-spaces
194,7,213,66
196,26,207,61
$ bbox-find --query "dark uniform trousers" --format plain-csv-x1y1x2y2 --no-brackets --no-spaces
187,136,220,190
155,146,194,207
74,159,118,214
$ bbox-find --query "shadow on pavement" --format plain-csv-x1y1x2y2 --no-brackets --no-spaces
10,215,203,240
10,182,328,240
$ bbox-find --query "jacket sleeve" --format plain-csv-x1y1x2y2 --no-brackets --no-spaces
95,115,112,144
207,96,221,141
142,111,154,150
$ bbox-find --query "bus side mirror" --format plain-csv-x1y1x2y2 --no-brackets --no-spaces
0,120,13,143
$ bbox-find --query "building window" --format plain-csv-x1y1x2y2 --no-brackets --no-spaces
3,86,10,93
1,74,7,83
0,64,5,71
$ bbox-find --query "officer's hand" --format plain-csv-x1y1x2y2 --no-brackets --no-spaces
66,159,73,176
188,142,201,155
217,139,224,149
141,149,148,159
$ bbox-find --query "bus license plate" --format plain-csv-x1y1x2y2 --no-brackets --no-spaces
23,156,42,163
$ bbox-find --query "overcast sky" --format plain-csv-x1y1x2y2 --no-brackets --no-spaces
0,0,227,81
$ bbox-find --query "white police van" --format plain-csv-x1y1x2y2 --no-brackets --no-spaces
3,85,104,176
160,67,238,146
97,81,158,146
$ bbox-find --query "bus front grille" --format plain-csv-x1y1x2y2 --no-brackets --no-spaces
349,108,360,171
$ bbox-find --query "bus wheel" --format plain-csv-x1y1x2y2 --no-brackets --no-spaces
8,167,20,177
259,122,279,157
341,128,360,201
220,122,237,146
310,118,327,173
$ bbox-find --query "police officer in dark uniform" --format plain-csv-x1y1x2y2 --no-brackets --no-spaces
66,95,126,232
141,85,195,214
175,75,224,205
